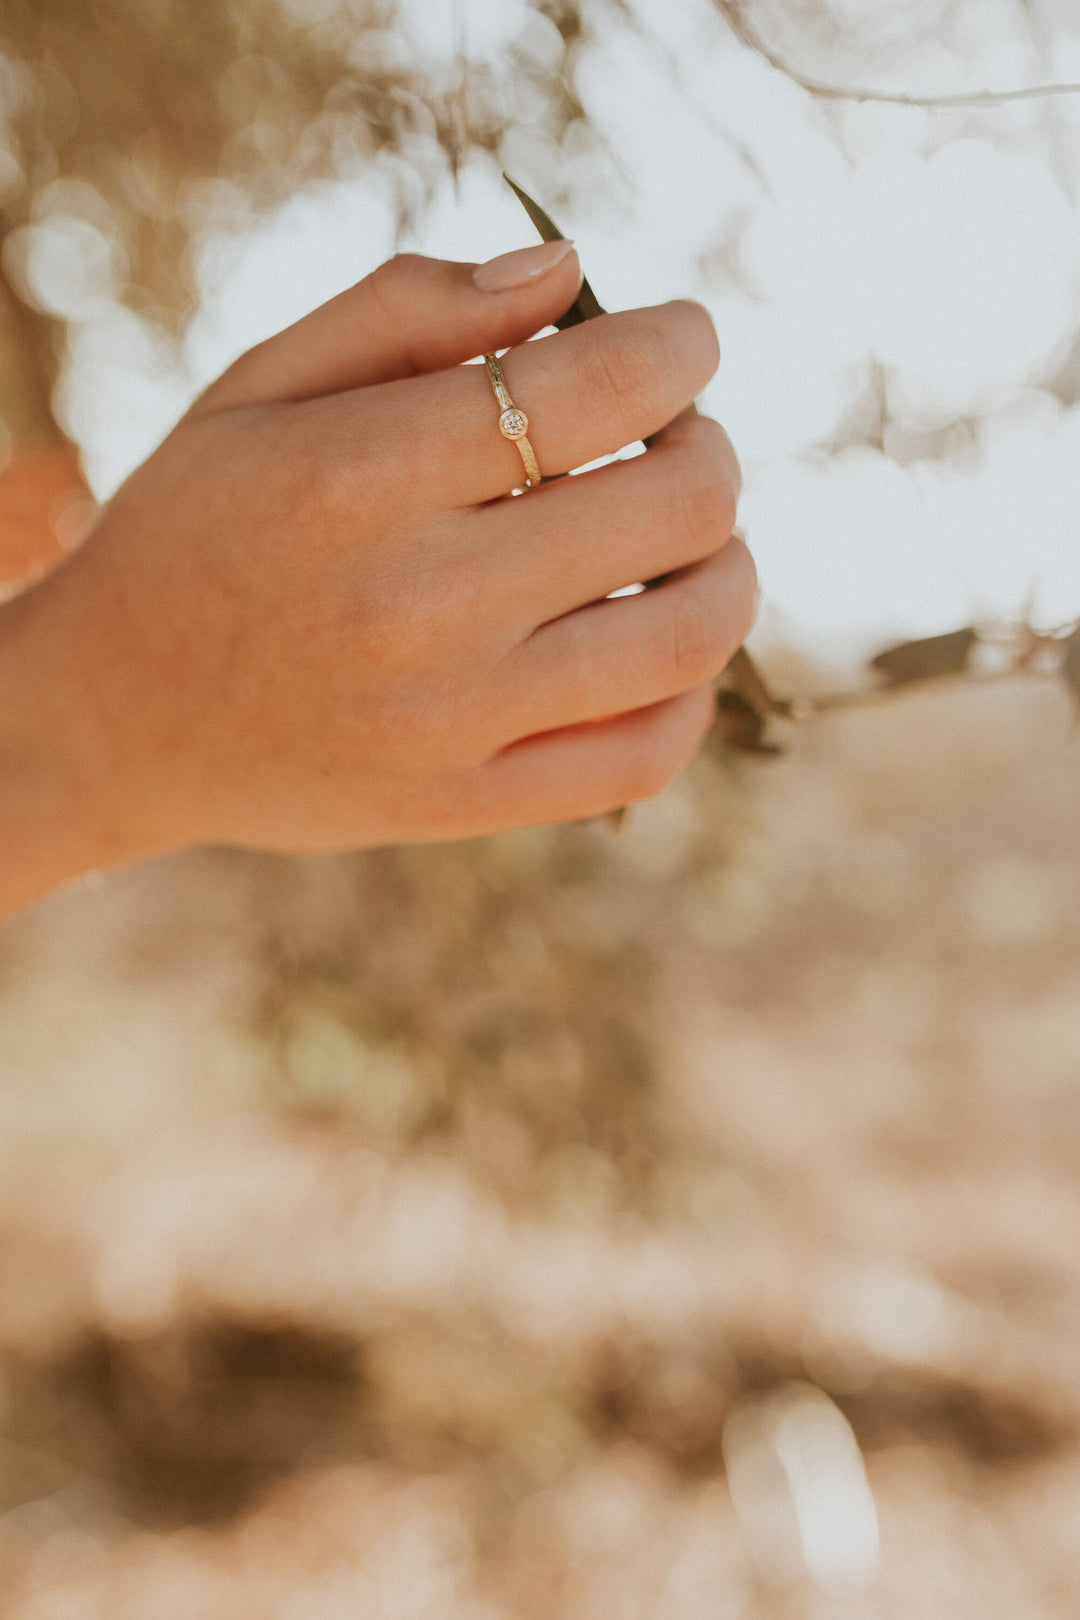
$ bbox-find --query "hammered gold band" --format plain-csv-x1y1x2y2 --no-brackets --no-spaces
483,351,542,491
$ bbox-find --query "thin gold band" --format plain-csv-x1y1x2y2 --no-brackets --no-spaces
483,351,542,491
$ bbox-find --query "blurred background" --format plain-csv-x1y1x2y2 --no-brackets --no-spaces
3,1,1080,1614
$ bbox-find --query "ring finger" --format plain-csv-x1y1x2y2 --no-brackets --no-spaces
342,299,721,510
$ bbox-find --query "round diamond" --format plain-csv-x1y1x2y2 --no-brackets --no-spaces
499,408,528,440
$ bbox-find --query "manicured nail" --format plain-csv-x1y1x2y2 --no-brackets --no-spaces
472,238,577,292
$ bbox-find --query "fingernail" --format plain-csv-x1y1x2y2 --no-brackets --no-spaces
472,238,577,293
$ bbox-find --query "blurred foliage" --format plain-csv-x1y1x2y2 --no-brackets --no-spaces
7,671,1080,1613
0,0,615,437
2,0,1077,449
3,7,1080,1613
258,722,752,1214
711,0,1080,107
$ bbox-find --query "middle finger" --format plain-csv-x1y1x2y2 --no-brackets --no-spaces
467,409,741,631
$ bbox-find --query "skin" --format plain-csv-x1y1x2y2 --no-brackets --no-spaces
0,246,754,919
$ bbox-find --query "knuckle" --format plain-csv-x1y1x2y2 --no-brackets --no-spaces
726,536,760,643
675,298,720,379
317,400,413,520
667,453,738,547
670,594,727,688
691,413,743,498
584,319,674,420
620,711,694,803
626,748,677,804
366,251,420,302
299,420,372,527
200,342,265,406
363,549,456,667
362,253,430,335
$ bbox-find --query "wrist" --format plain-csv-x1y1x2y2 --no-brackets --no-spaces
0,551,165,919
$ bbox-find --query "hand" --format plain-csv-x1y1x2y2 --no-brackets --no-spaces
0,242,752,912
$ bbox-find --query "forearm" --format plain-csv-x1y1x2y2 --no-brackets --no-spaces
0,298,154,919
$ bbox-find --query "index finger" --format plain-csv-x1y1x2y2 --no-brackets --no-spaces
350,299,721,509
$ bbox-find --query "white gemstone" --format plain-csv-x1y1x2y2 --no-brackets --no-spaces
499,408,528,439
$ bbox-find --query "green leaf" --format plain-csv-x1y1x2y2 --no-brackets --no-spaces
501,173,606,326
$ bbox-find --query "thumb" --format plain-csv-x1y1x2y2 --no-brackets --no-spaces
195,242,583,414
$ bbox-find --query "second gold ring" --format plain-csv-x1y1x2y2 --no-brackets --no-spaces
483,351,542,492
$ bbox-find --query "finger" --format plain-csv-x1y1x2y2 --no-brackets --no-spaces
467,411,741,628
192,244,585,413
503,537,758,737
482,686,716,826
346,299,721,509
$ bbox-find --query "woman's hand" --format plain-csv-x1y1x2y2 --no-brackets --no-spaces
0,241,752,915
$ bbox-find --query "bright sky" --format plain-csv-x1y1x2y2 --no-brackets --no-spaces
69,0,1080,657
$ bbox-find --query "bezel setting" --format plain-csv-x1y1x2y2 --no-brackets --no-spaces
499,408,529,440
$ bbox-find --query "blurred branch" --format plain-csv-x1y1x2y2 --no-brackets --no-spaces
808,663,1060,713
713,0,1080,107
714,617,1080,754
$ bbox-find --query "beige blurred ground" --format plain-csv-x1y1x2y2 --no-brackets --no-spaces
2,667,1080,1617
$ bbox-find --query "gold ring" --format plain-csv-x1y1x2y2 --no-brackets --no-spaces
483,351,542,492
